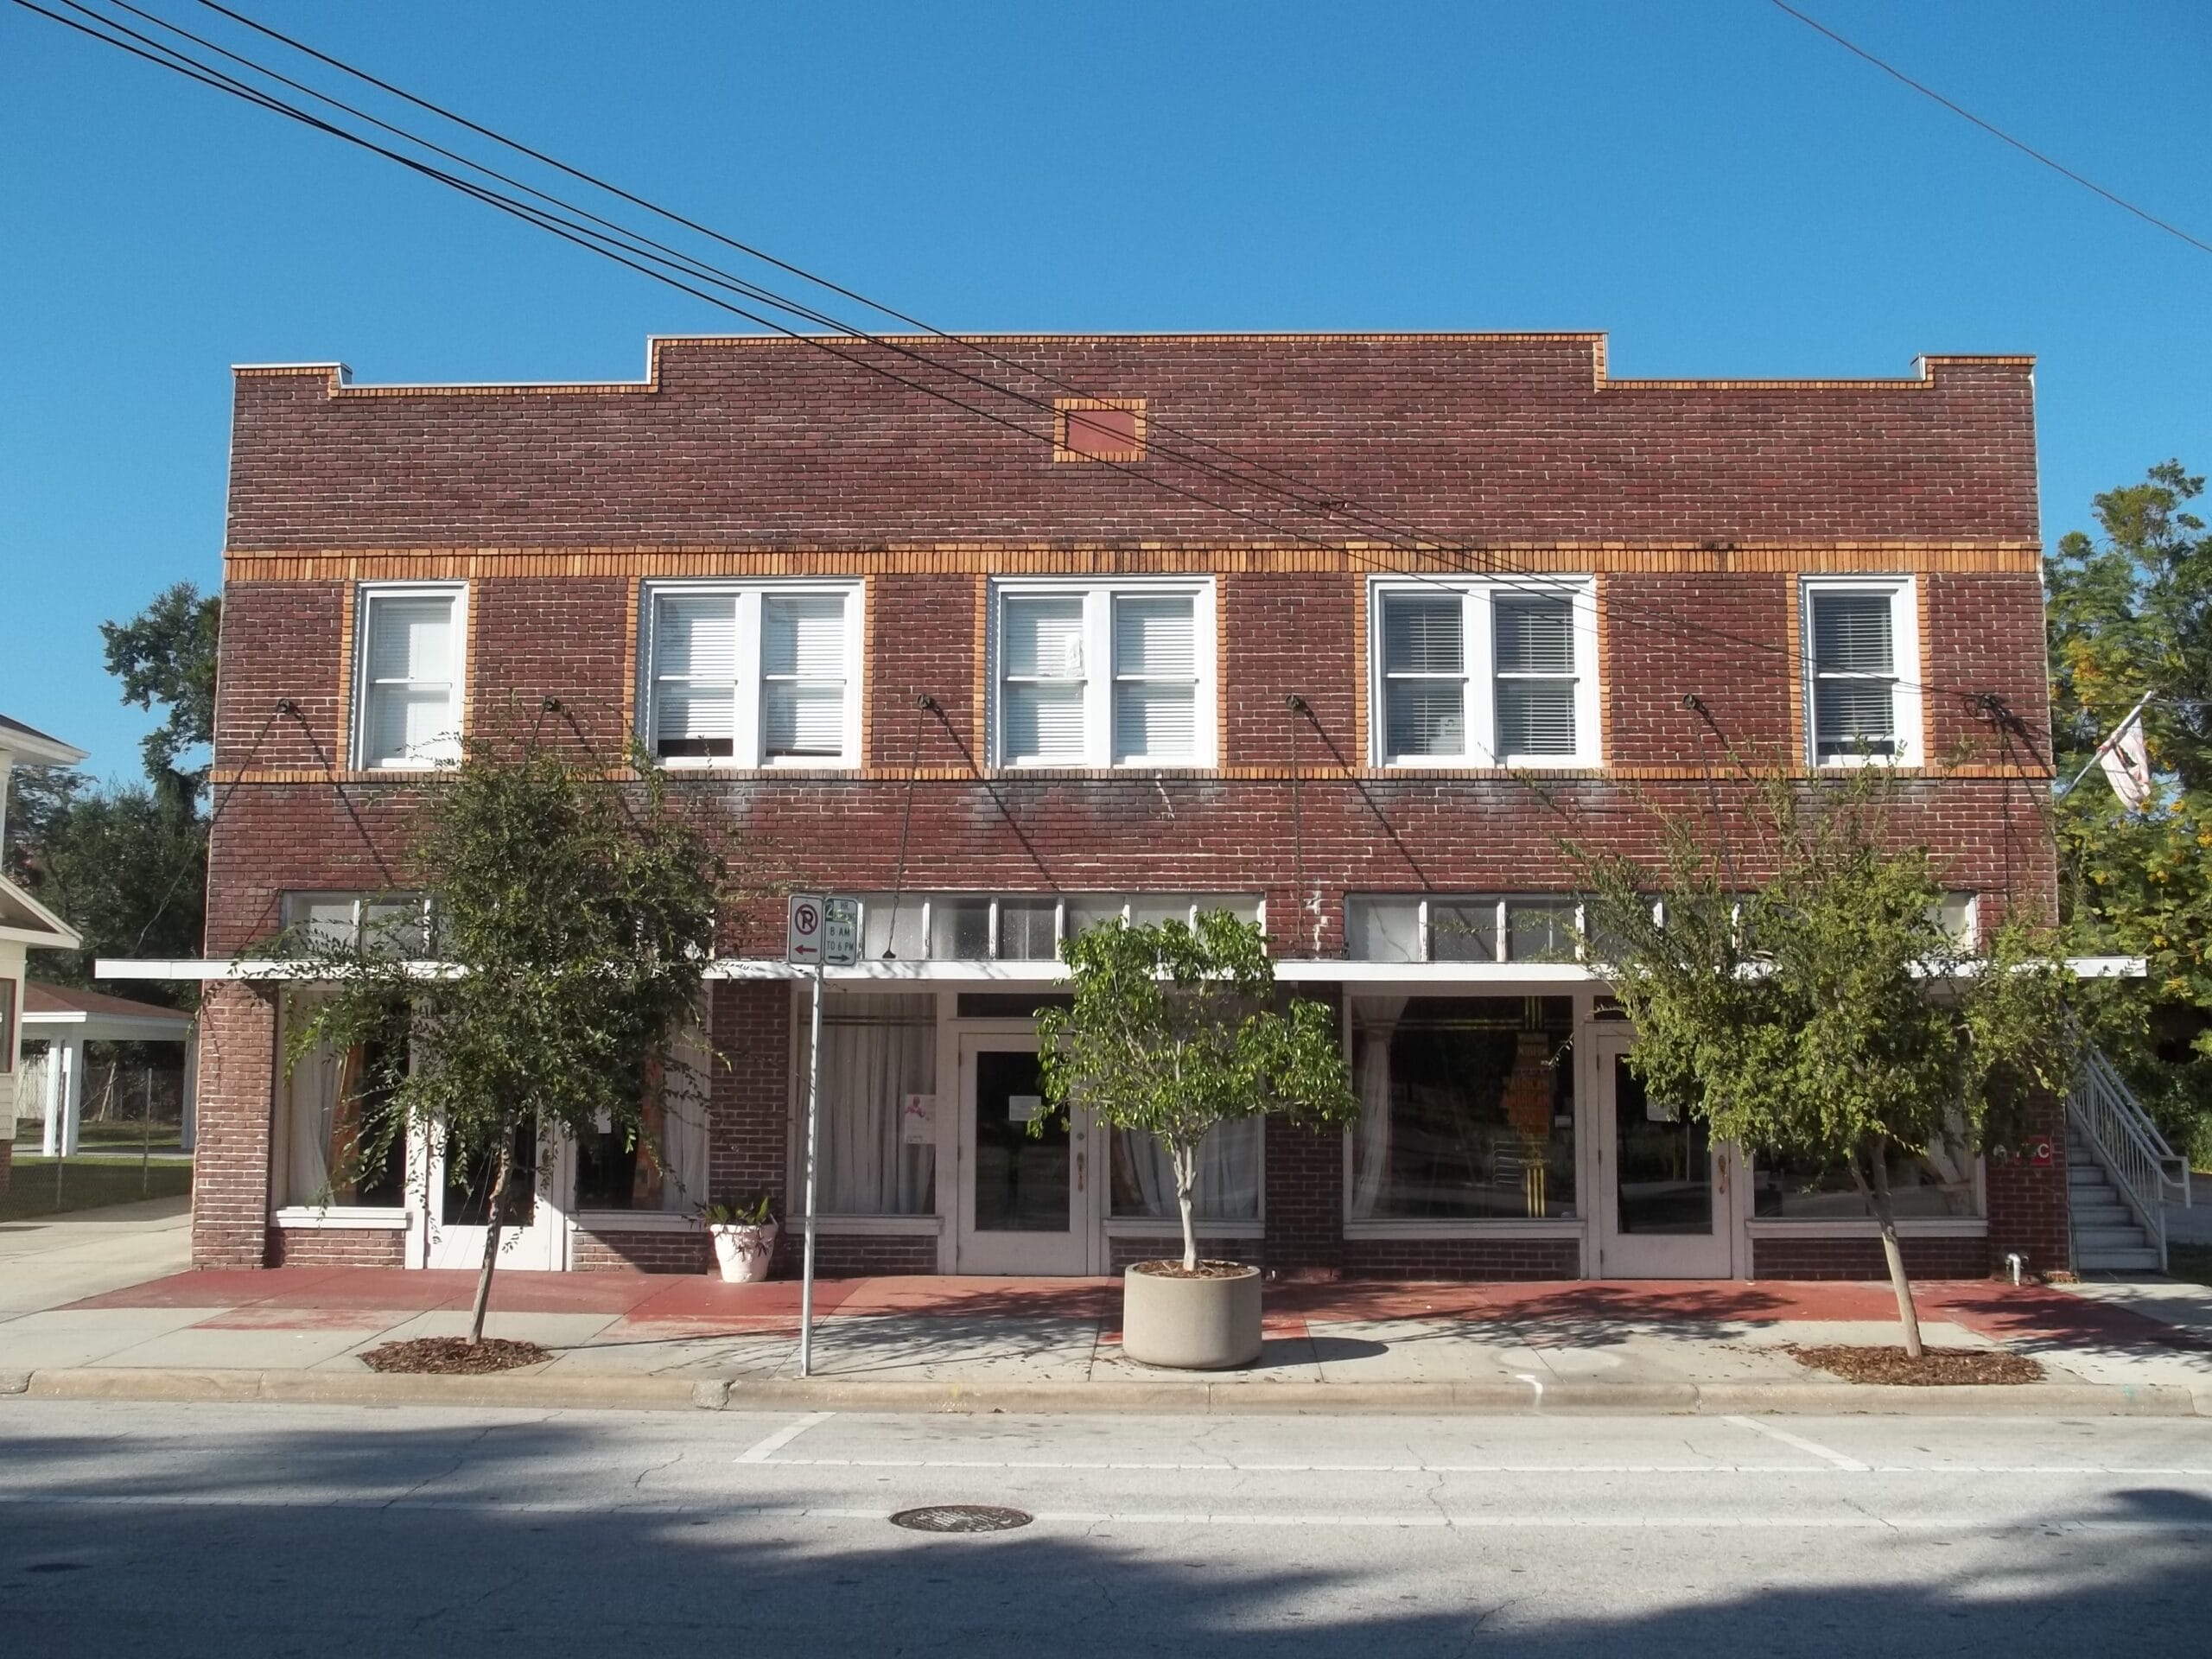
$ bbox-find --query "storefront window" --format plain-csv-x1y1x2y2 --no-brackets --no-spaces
817,994,937,1215
574,1021,711,1213
1349,996,1577,1220
279,991,408,1208
1753,1133,1980,1220
1110,1119,1262,1221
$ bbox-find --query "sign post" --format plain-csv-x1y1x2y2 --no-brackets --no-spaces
790,893,859,1379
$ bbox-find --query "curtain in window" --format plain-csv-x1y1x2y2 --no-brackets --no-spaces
283,1034,363,1207
1348,996,1407,1219
1110,1117,1261,1219
819,995,937,1215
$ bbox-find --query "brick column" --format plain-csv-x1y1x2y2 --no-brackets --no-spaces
190,982,279,1268
0,1137,12,1197
1986,1086,2070,1278
709,979,794,1262
1264,982,1348,1276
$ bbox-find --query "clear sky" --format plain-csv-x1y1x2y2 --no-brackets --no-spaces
3,1,2207,781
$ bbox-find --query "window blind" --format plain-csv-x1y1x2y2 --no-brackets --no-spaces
1112,594,1196,761
761,594,846,758
1381,594,1465,758
652,595,740,758
1493,596,1576,757
1002,596,1088,764
361,594,458,766
1809,592,1897,755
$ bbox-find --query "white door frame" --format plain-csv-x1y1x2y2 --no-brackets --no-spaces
952,1030,1100,1275
408,1122,572,1271
1589,1024,1745,1279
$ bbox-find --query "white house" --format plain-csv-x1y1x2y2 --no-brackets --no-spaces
1,713,87,1184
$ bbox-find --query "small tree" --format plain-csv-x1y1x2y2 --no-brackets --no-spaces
276,740,722,1343
1576,772,2075,1357
1035,911,1358,1272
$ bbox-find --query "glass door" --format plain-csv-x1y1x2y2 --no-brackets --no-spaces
956,1037,1094,1274
1592,1032,1737,1278
414,1120,570,1271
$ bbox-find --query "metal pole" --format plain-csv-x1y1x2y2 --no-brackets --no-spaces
798,956,825,1378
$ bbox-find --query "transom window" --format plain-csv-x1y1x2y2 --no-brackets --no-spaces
855,893,1262,963
642,582,862,767
1802,577,1920,766
1370,580,1599,767
991,581,1215,768
354,584,466,769
283,892,435,956
1345,894,1585,965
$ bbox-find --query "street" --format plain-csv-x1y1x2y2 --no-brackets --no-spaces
3,1401,2208,1656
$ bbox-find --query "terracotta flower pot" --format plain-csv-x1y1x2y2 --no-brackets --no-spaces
1121,1261,1262,1370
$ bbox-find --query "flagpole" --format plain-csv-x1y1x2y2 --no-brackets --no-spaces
2057,690,2156,799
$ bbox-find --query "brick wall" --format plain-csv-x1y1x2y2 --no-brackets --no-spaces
191,982,277,1268
269,1227,405,1268
1750,1234,1990,1281
1343,1236,1583,1281
0,1137,11,1197
573,1227,709,1274
1986,1089,2073,1277
709,980,791,1208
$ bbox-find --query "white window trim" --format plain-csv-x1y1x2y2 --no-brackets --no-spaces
638,579,866,770
353,582,468,771
1801,575,1923,768
1366,576,1600,769
987,577,1218,769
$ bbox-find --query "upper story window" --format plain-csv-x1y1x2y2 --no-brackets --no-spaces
1802,576,1921,766
355,584,465,769
989,579,1216,768
1346,894,1584,965
855,892,1262,963
283,892,435,956
1369,579,1599,768
641,582,863,768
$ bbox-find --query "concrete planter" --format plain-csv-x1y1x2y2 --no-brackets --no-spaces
1121,1262,1262,1370
708,1223,779,1283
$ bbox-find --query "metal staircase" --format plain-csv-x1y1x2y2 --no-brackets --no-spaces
2065,1048,2191,1274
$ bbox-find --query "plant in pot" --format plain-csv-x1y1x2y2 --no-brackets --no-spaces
1036,910,1358,1370
702,1195,779,1283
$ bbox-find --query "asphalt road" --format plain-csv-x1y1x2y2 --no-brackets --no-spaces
3,1401,2209,1656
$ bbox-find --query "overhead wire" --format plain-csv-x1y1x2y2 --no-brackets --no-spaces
16,0,2046,743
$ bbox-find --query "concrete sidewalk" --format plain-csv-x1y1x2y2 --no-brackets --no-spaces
3,1266,2209,1414
0,1194,191,1319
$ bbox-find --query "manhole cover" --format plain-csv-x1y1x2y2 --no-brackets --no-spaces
889,1504,1033,1534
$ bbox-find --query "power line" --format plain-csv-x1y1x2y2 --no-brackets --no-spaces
1770,0,2212,261
16,0,2050,734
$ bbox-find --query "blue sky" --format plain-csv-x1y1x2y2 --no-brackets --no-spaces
3,1,2207,781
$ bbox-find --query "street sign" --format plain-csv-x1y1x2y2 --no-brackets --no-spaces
823,896,861,966
786,893,824,965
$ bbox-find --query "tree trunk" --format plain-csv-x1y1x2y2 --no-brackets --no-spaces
467,1141,512,1347
1173,1142,1198,1273
1859,1144,1923,1360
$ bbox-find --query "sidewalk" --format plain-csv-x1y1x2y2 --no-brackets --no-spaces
0,1194,192,1319
4,1264,2209,1413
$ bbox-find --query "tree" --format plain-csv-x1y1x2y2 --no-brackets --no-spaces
100,582,220,802
1575,772,2075,1357
1035,911,1358,1272
276,740,723,1343
2048,461,2212,1159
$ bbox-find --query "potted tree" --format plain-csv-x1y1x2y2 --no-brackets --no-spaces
702,1195,779,1283
1036,911,1357,1370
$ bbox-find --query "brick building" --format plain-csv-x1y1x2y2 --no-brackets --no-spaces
137,333,2072,1280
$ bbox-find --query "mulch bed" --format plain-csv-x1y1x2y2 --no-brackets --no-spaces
360,1337,549,1375
1789,1344,2044,1386
1128,1260,1254,1280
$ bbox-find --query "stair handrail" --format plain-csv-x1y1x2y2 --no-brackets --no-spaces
2082,1047,2190,1206
2066,1050,2172,1273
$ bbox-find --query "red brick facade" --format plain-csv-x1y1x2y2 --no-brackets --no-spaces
192,334,2065,1281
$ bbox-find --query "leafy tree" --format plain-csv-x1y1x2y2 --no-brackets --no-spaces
275,740,723,1342
1036,911,1358,1272
1575,772,2075,1356
2048,461,2212,1158
100,582,220,802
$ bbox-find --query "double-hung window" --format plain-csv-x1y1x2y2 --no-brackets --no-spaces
355,584,466,769
992,580,1215,768
1370,579,1598,767
1802,577,1920,766
642,582,862,767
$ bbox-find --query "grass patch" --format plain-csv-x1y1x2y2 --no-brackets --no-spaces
70,1122,187,1152
0,1156,193,1222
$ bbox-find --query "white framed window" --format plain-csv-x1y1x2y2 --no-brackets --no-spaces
1344,894,1583,964
354,584,466,769
1368,578,1599,767
639,582,864,767
1802,575,1921,766
988,579,1217,768
854,892,1262,963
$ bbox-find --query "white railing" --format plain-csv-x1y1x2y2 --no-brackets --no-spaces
2067,1048,2191,1271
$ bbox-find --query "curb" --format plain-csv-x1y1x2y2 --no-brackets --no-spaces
7,1367,2207,1416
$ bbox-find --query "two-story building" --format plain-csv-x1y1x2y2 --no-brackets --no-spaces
138,333,2071,1281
